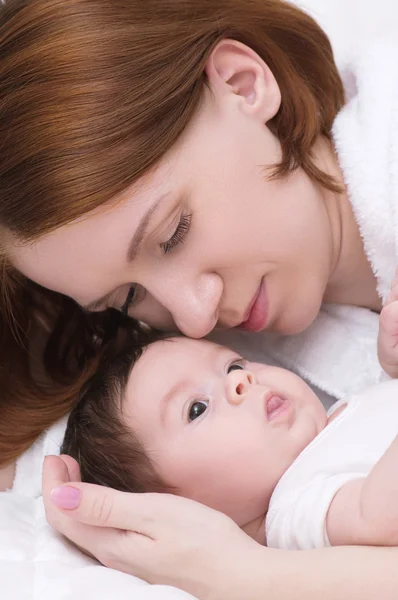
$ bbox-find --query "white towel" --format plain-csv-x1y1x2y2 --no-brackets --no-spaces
333,38,398,302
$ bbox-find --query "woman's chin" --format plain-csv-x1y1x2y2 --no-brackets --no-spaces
271,301,322,336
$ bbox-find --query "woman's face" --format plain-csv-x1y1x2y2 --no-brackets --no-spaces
8,46,333,338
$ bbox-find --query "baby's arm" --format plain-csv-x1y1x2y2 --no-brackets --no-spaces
378,278,398,377
327,435,398,546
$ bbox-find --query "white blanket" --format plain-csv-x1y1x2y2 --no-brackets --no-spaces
2,2,398,598
2,418,196,600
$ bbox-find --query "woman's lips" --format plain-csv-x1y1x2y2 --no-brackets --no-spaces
238,279,268,332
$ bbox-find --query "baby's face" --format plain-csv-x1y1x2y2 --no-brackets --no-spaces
123,338,326,526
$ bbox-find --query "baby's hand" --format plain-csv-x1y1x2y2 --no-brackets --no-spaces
378,277,398,378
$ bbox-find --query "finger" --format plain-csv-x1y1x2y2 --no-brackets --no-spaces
49,482,160,531
42,457,120,557
46,481,190,537
43,455,91,533
42,457,157,573
42,455,70,495
43,455,79,531
60,454,82,482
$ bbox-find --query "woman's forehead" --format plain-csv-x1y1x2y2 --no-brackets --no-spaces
5,180,166,302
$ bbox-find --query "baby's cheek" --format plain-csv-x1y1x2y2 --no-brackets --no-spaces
251,363,294,387
157,444,223,495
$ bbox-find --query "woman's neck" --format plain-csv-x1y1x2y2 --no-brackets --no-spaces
316,139,381,312
324,197,381,312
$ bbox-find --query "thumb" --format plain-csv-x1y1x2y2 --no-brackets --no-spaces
42,455,71,498
49,481,159,533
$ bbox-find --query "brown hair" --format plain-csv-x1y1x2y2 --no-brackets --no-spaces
0,0,345,465
61,331,170,494
0,266,148,466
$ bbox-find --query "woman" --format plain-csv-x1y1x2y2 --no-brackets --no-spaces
1,0,398,597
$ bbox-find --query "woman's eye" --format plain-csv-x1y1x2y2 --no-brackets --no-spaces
160,213,192,255
227,361,245,374
121,284,136,315
188,400,208,422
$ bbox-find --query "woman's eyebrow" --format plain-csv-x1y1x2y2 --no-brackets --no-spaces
126,193,169,262
83,193,169,311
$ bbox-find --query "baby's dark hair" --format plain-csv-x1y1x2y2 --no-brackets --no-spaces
61,325,171,493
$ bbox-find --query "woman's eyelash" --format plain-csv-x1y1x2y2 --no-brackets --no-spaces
160,213,192,254
120,213,192,315
121,284,136,316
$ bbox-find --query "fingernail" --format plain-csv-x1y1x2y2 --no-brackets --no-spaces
51,486,81,509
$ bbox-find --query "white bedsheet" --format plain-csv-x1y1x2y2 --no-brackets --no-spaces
1,418,196,600
1,494,193,600
2,1,398,598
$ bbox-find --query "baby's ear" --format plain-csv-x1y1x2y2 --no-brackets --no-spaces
205,38,281,123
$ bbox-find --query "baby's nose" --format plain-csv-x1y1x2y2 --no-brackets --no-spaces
226,370,255,405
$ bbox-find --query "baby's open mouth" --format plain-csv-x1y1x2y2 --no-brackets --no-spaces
266,394,288,421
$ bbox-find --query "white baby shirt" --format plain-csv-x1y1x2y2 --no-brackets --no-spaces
265,379,398,550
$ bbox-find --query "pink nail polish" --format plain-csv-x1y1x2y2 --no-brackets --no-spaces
51,486,81,509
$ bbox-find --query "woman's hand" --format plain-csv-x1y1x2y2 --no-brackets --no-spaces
42,454,265,600
42,454,398,600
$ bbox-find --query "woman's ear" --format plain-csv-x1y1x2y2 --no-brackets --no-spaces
205,39,281,123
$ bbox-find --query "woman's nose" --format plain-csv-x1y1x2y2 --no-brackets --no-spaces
163,272,223,338
226,369,256,405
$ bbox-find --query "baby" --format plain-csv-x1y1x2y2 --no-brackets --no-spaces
62,303,398,550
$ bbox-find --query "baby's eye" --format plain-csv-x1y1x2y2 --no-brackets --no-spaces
188,400,209,422
227,361,245,374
